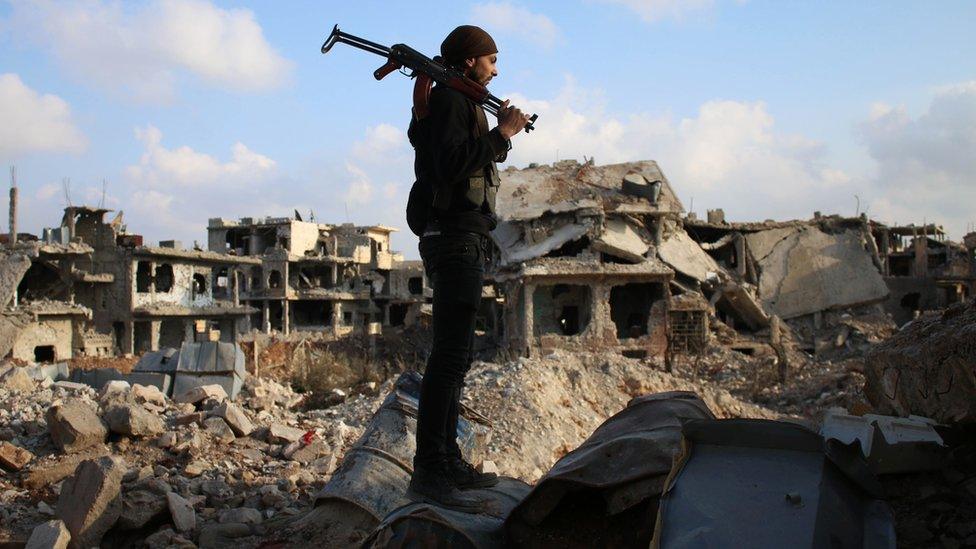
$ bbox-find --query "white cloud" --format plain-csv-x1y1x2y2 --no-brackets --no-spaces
594,0,738,23
0,73,86,157
4,0,292,102
343,124,412,208
499,76,853,222
859,81,976,237
125,125,275,187
471,2,561,49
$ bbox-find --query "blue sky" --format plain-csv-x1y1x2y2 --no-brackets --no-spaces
1,0,974,258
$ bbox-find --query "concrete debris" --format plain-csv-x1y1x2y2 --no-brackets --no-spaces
0,366,35,392
863,298,976,424
211,401,254,437
24,520,70,549
592,217,651,263
821,412,945,474
102,402,165,438
0,441,34,471
658,227,721,282
267,423,305,444
203,416,236,443
752,226,889,319
45,399,108,453
166,491,197,533
56,455,126,548
117,478,171,530
175,383,228,404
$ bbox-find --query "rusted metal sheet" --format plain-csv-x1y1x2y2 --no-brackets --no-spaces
505,391,714,548
363,477,531,549
652,419,895,549
307,371,489,547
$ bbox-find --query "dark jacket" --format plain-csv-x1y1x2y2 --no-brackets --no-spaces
409,84,509,235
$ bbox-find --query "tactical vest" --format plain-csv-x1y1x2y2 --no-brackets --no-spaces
431,100,500,216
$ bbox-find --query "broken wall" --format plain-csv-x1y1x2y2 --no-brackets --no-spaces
10,316,75,362
748,226,888,319
131,260,214,308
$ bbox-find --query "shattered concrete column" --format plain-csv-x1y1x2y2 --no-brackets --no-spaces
331,302,341,336
232,270,240,307
880,230,890,276
734,233,747,278
149,320,161,352
122,321,134,355
283,299,290,336
913,236,928,278
183,320,193,344
262,302,269,334
523,283,535,357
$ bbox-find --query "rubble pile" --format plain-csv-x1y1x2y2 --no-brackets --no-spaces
0,370,364,547
863,298,976,424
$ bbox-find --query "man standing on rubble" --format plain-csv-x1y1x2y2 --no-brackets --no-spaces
407,25,530,511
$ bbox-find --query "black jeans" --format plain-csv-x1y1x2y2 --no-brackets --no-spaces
415,231,488,468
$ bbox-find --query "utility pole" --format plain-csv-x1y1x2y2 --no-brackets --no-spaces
9,166,17,248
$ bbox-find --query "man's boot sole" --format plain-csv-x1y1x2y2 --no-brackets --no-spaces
406,486,484,514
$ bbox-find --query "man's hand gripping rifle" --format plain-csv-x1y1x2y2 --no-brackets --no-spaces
321,25,538,130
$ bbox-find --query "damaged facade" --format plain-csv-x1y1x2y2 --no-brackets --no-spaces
491,160,682,359
207,217,428,335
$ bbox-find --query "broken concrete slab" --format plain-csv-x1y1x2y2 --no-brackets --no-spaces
210,401,253,437
102,403,165,438
24,362,70,382
0,252,32,308
658,228,722,282
203,417,236,444
0,441,34,471
745,227,801,263
492,219,591,266
621,173,662,203
822,412,946,474
117,478,171,530
267,423,305,444
166,492,196,533
25,519,70,549
1,366,35,392
45,399,108,453
592,217,650,263
56,455,126,548
22,445,111,490
752,226,889,319
717,282,770,330
175,383,227,404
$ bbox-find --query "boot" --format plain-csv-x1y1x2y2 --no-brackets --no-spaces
448,456,499,489
407,462,485,513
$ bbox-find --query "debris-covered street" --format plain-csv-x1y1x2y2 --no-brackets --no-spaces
0,157,973,547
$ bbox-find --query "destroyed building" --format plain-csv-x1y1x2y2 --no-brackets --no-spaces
2,206,260,359
868,222,976,325
490,160,684,359
207,217,428,335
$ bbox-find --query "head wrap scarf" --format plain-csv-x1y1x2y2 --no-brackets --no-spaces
440,25,498,67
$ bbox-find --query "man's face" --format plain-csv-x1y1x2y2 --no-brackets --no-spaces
466,54,498,86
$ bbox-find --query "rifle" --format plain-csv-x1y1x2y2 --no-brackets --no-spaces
321,25,538,131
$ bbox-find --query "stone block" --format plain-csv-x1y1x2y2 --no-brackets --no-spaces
45,399,108,453
1,367,35,392
102,403,165,438
203,417,236,444
0,441,33,470
166,492,196,533
56,455,126,548
174,384,227,405
211,402,253,437
25,519,70,549
267,424,305,444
